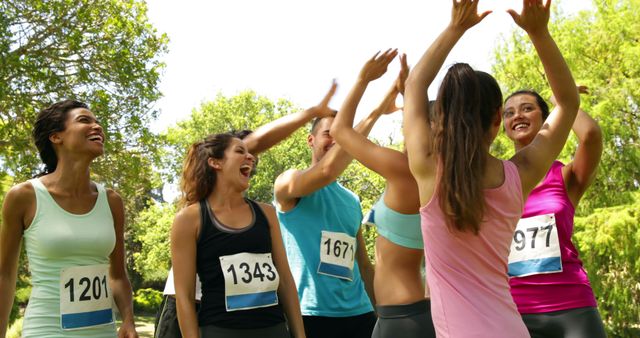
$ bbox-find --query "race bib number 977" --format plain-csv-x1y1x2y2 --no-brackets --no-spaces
219,252,279,312
60,264,114,330
508,213,562,277
317,231,356,281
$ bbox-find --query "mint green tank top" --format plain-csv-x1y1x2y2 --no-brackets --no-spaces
22,178,117,337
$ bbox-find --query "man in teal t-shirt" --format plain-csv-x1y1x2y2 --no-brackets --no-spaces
274,107,382,338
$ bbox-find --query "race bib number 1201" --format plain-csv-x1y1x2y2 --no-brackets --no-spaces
60,264,114,330
508,213,562,277
317,231,356,281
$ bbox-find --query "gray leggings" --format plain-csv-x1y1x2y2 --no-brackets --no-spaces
200,322,289,338
522,306,607,338
371,299,436,338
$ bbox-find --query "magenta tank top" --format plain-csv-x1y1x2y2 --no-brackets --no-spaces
509,161,597,314
420,160,529,338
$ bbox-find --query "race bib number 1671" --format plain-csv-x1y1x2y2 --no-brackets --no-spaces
317,231,356,281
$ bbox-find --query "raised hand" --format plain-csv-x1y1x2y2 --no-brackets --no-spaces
358,49,398,83
450,0,492,32
376,54,410,115
507,0,551,35
396,53,409,95
309,80,338,118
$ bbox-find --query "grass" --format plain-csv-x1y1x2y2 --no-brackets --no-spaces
118,313,156,338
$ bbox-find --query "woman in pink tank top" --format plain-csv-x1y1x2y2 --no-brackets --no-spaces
402,1,580,337
504,85,606,337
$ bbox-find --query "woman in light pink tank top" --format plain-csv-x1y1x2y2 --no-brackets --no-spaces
402,1,580,337
504,86,606,337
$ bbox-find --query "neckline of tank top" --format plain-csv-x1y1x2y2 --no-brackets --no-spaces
31,178,102,217
205,198,257,234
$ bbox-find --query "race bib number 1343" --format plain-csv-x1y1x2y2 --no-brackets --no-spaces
219,252,279,312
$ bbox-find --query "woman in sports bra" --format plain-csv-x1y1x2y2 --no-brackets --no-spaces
330,50,435,338
0,100,137,338
504,85,606,337
170,132,305,338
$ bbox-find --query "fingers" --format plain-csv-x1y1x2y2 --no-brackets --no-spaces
577,85,589,94
479,10,492,21
375,48,398,64
320,79,337,107
369,50,381,62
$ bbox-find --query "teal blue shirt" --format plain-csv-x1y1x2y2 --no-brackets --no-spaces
276,181,373,317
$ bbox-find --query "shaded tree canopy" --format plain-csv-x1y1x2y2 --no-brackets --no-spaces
0,0,168,214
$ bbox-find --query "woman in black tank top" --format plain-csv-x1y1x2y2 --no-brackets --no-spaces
170,132,305,338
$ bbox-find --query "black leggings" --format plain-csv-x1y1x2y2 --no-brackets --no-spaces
372,299,436,338
200,322,289,338
154,295,200,338
303,312,377,338
522,306,607,338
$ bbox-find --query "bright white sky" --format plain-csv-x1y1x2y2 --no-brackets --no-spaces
145,0,592,141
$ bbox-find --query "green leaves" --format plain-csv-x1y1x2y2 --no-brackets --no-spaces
574,193,640,337
0,0,168,213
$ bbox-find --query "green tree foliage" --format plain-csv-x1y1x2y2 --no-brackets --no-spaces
574,193,640,337
491,0,640,213
0,0,168,215
130,202,175,284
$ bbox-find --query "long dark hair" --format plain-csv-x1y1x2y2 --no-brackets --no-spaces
431,63,503,234
179,132,236,207
504,89,550,120
32,100,89,177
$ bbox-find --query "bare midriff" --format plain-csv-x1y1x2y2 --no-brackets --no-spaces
373,235,428,306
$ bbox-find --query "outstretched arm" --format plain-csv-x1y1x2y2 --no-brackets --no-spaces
244,82,338,155
508,0,580,196
260,203,306,338
331,52,414,180
170,207,200,338
403,0,490,202
106,190,138,338
274,107,385,209
552,86,602,205
0,184,29,338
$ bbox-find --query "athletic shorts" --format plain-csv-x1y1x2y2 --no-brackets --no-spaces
303,312,377,338
522,306,607,338
200,322,289,338
372,299,435,338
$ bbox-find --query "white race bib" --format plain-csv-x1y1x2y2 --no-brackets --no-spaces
508,213,562,277
317,231,356,281
219,252,279,311
60,264,114,330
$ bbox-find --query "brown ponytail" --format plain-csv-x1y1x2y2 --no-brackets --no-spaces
432,63,502,233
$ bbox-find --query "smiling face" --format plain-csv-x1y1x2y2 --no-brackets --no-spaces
51,107,105,159
210,137,256,191
503,94,545,148
307,116,335,164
